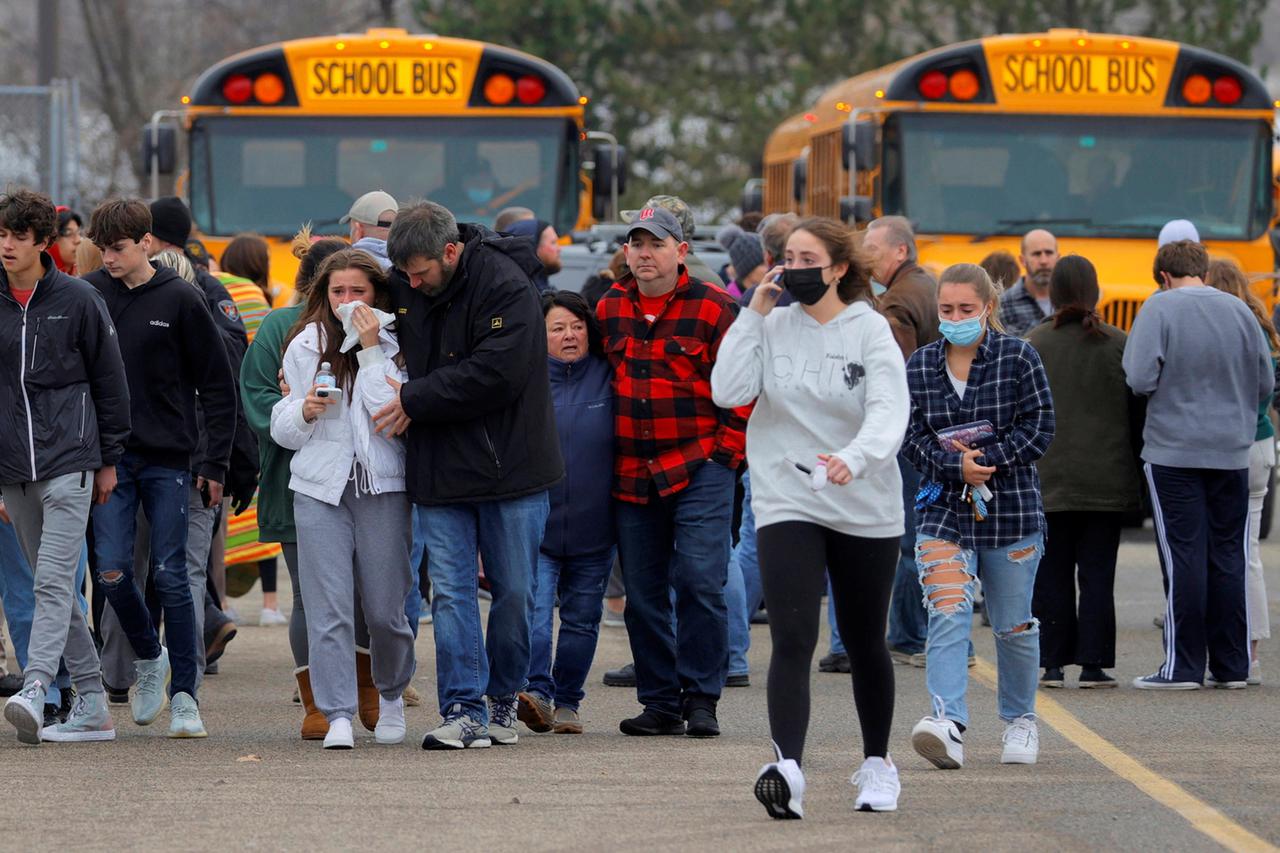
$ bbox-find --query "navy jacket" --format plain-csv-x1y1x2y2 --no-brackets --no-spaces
541,353,615,558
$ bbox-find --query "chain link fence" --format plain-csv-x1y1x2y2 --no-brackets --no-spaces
0,78,82,205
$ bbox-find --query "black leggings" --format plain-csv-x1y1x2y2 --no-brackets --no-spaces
757,521,898,764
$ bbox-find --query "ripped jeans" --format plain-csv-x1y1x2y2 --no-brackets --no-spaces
915,531,1042,728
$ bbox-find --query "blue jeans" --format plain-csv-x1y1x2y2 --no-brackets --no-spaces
526,547,616,710
887,454,927,654
917,531,1043,727
420,491,549,723
616,461,735,717
827,575,845,655
405,505,429,636
91,453,199,698
725,470,758,677
0,519,87,705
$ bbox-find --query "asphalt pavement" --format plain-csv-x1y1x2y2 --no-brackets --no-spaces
1,527,1276,852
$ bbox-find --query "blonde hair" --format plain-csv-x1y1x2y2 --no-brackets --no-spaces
940,262,1005,333
75,240,103,275
1205,259,1279,354
153,249,197,287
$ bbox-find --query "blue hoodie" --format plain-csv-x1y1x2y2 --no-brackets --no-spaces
542,352,615,558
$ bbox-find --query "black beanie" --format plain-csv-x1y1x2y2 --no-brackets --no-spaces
150,196,192,248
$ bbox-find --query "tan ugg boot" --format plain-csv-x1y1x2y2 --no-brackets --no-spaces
294,667,329,741
355,648,380,731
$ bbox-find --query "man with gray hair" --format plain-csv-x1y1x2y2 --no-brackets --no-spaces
374,201,564,750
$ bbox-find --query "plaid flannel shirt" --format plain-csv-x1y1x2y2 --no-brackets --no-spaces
998,279,1048,338
902,331,1055,549
598,269,749,503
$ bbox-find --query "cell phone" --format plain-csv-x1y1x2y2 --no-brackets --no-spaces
317,386,343,418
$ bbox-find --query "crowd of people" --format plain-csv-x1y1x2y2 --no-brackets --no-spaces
0,183,1273,820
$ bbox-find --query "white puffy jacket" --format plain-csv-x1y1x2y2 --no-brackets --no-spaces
270,322,407,506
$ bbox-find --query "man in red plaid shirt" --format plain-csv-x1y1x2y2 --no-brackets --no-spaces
597,205,748,738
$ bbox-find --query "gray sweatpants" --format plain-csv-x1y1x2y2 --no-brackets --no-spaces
99,482,216,690
280,542,372,668
294,482,414,721
1,472,103,696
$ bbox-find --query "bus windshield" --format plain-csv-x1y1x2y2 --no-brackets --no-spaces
883,113,1272,240
189,116,577,237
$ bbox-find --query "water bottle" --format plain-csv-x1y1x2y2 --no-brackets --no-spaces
315,361,341,419
316,361,335,390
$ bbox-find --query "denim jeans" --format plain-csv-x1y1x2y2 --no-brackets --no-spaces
420,491,548,723
827,575,846,655
616,460,735,718
725,470,758,677
917,530,1043,727
91,452,199,698
405,504,430,636
887,454,927,654
526,547,616,710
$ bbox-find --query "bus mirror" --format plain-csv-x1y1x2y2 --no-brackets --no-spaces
592,143,628,200
792,157,808,204
839,195,873,224
843,121,878,172
140,124,177,176
740,178,763,214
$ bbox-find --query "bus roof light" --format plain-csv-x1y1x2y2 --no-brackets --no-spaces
253,73,286,105
516,74,546,105
1213,75,1242,105
484,73,515,105
949,69,980,101
222,74,253,104
1182,73,1211,105
918,70,947,100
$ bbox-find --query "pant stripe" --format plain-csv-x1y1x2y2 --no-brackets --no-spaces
1144,463,1178,680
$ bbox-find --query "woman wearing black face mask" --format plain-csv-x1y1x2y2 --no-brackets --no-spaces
713,217,910,817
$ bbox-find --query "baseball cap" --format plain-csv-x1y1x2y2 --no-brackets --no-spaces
621,194,696,239
340,190,399,226
626,206,684,243
1157,219,1200,248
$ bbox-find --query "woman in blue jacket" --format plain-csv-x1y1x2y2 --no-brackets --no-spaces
518,291,616,734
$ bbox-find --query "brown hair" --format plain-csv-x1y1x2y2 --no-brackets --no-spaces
290,224,349,302
284,249,391,393
221,233,270,297
0,188,57,245
1152,239,1209,285
75,239,103,275
789,216,872,304
979,250,1021,291
939,263,1006,333
87,198,150,246
1205,259,1279,355
1050,254,1105,339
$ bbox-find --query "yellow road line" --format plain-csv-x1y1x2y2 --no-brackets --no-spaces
970,657,1278,853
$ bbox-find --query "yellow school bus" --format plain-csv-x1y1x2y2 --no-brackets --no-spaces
758,30,1278,328
159,29,599,304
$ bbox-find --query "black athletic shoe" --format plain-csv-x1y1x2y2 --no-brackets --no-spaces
204,618,238,666
749,608,769,625
683,700,720,738
603,662,637,687
725,673,750,688
818,652,851,673
619,709,685,736
1040,667,1065,688
1079,667,1117,689
0,672,24,696
104,682,130,705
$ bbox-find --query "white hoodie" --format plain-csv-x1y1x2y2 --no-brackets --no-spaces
270,322,407,506
711,301,909,537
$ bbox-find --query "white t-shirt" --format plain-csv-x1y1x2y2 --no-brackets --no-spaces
946,361,967,400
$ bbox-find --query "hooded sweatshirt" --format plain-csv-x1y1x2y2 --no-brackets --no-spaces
711,300,909,537
352,237,392,272
506,218,552,292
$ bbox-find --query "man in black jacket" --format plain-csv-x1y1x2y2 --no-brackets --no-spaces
82,199,237,739
0,189,130,744
377,201,563,749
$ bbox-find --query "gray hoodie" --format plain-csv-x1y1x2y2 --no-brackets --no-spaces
352,237,391,271
1123,285,1273,470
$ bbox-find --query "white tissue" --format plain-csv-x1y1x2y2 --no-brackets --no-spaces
334,299,395,353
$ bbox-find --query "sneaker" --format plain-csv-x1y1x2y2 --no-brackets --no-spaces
168,692,207,738
4,679,46,744
104,682,130,705
749,608,769,625
911,716,964,769
725,673,750,688
887,645,920,666
619,709,685,736
852,756,900,812
1040,667,1065,688
41,692,115,742
552,706,583,734
1132,673,1200,690
203,660,219,676
684,699,720,738
223,605,242,624
488,696,519,744
0,672,24,697
755,751,805,820
1078,667,1117,689
418,600,432,625
1001,717,1039,764
43,703,63,728
1204,674,1247,689
132,648,171,725
258,607,288,627
421,705,491,750
603,662,636,687
1152,612,1165,629
204,620,237,665
374,696,406,744
324,716,354,749
601,608,626,629
818,652,851,673
1248,660,1262,686
517,691,554,733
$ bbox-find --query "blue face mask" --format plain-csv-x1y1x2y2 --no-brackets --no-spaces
938,308,987,346
466,188,494,204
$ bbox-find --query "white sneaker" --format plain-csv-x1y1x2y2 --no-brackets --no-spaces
911,716,964,769
224,606,241,625
852,756,900,812
324,716,354,749
754,753,805,819
418,600,433,625
258,608,288,627
1248,660,1262,686
374,696,406,744
1001,716,1039,764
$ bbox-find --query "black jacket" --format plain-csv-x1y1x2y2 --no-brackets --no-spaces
390,223,564,505
84,265,237,481
0,255,131,485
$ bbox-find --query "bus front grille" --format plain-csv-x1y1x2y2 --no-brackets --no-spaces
1101,299,1143,331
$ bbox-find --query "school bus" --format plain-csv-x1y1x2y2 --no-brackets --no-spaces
758,30,1278,328
153,29,605,304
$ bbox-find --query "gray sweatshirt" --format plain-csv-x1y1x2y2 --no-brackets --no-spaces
1122,285,1273,470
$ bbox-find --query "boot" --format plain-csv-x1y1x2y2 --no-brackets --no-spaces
294,667,328,741
355,648,380,731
